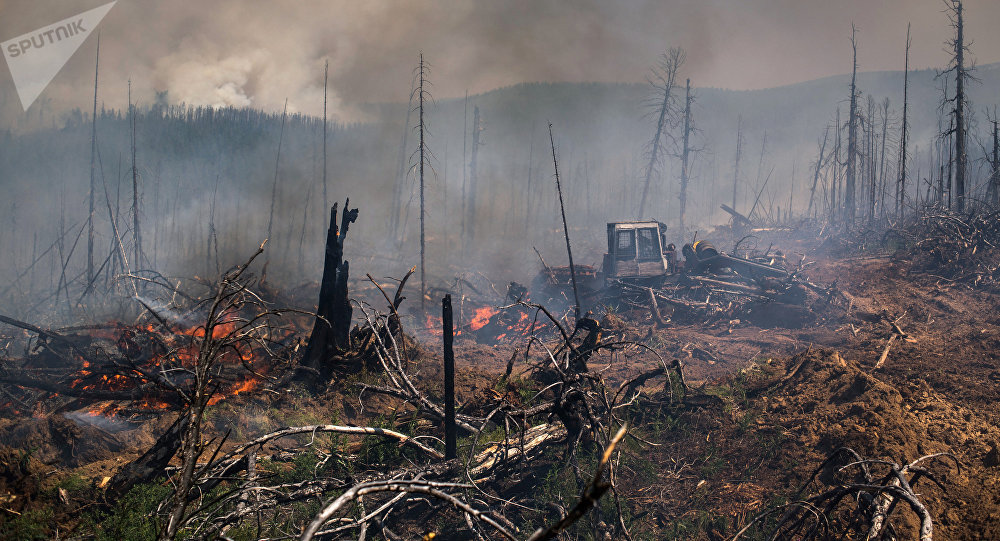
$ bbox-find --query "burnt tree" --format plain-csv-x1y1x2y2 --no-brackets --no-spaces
944,0,971,212
845,25,860,223
301,201,359,382
678,78,693,235
638,47,684,218
898,23,911,218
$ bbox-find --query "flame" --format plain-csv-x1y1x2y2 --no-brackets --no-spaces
470,307,499,331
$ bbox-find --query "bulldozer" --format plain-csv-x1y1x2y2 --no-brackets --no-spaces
602,220,790,284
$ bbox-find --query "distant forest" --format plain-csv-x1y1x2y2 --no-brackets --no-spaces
2,63,999,301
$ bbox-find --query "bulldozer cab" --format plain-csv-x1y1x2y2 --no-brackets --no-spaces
603,221,670,282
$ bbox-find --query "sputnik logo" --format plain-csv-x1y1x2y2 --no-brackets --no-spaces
2,1,116,111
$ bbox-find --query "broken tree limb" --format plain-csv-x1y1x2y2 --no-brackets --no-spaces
106,414,189,502
526,424,627,541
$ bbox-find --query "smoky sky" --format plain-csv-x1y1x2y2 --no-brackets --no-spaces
1,0,998,121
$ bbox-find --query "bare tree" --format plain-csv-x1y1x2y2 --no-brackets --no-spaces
549,123,581,321
732,115,743,212
87,34,100,292
129,79,144,271
807,125,831,218
638,47,684,218
941,0,973,212
988,108,1000,205
264,99,288,269
410,53,433,313
389,76,415,244
322,59,329,226
898,23,912,218
466,105,482,249
845,25,861,223
678,78,694,235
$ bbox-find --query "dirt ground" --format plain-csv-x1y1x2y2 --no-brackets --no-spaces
2,244,999,539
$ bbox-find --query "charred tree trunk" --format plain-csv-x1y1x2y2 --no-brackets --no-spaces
549,123,581,322
898,23,911,218
442,294,456,459
878,99,890,222
301,201,359,383
678,78,693,235
951,0,968,212
418,53,427,313
322,60,329,227
832,108,841,219
129,80,143,272
107,414,189,502
845,25,860,223
87,35,100,292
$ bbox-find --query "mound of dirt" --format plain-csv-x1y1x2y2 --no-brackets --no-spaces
758,349,1000,539
0,415,127,468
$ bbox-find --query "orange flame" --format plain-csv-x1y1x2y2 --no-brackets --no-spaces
470,307,499,331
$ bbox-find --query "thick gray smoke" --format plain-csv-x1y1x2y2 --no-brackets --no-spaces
1,0,999,122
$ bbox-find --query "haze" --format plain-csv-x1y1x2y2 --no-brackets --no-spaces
1,0,999,121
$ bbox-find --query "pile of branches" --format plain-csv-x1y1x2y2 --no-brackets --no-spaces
0,243,301,420
609,248,836,329
143,287,689,539
735,447,958,541
890,207,1000,286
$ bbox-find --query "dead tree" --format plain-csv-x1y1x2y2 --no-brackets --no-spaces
412,53,432,313
678,78,694,235
265,99,288,268
466,105,483,249
159,245,288,540
460,90,469,247
322,60,330,226
732,115,744,212
898,23,911,218
807,125,831,218
988,110,999,205
638,47,684,218
942,0,972,212
129,79,144,271
878,98,890,222
831,108,841,219
300,201,359,383
549,123,581,321
87,34,100,291
845,25,860,223
389,76,415,244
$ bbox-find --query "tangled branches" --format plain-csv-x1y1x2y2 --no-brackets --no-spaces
734,447,959,541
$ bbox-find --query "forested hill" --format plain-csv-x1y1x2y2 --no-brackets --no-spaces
2,63,998,286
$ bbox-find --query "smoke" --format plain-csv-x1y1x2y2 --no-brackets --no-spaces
2,0,1000,122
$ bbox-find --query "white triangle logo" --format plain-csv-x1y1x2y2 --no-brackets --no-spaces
2,1,116,111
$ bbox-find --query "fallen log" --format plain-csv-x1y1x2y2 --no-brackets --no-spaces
106,413,189,501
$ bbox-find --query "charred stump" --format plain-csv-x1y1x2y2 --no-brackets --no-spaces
300,200,358,384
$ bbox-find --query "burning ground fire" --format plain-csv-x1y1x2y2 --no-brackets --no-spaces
2,314,286,420
424,304,547,343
